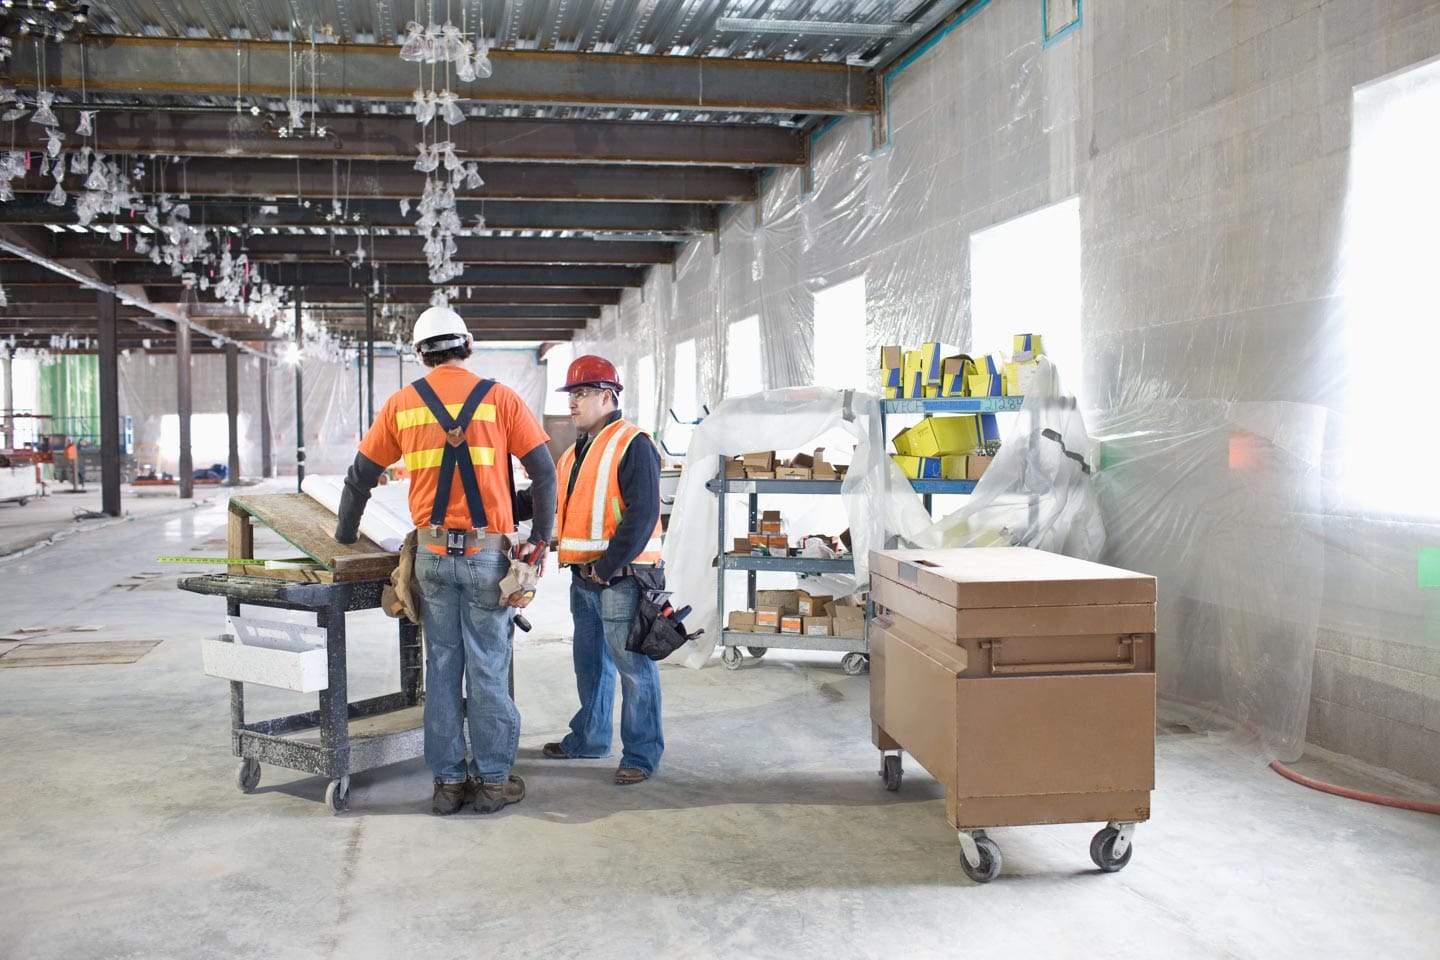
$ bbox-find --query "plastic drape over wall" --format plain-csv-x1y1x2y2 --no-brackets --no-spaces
118,349,547,479
578,0,1440,773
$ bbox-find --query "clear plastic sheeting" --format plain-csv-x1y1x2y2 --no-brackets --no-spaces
663,387,888,669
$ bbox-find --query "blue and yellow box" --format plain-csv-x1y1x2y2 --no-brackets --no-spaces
940,455,970,479
902,350,925,398
920,342,952,386
941,355,976,397
879,345,903,392
979,413,1000,445
1012,334,1044,359
905,415,981,457
891,455,942,480
967,372,1003,396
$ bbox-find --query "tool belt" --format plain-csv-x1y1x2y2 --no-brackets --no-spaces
417,527,512,557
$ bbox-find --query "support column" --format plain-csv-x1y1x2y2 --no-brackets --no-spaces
294,293,305,491
2,343,14,449
355,348,364,441
259,357,273,479
176,319,193,500
365,293,376,429
225,343,240,485
97,284,121,516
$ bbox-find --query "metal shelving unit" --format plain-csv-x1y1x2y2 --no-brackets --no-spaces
708,465,868,674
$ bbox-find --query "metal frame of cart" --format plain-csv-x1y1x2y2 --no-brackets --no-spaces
179,573,423,814
708,467,868,674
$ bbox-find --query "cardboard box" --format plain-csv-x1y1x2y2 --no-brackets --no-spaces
748,533,768,551
813,460,838,480
979,413,1000,446
803,616,833,636
754,605,783,628
892,426,918,457
923,385,940,398
941,355,976,397
797,591,834,616
832,605,867,639
759,510,783,534
902,350,925,398
726,610,756,632
1004,360,1041,397
779,615,804,634
920,342,951,386
967,455,992,480
974,354,1000,376
879,346,903,390
906,415,980,457
941,455,969,480
742,450,775,471
724,458,746,479
775,466,812,480
868,547,1156,611
766,534,789,552
968,373,1003,397
757,590,799,613
745,470,776,480
891,455,941,480
1012,333,1044,360
883,385,901,400
732,537,754,555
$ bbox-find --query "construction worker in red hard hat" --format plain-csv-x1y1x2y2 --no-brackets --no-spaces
539,354,665,785
333,305,557,816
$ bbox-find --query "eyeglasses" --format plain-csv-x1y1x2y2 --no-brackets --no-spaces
568,387,607,401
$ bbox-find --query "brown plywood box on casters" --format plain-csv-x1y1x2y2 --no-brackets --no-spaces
868,546,1156,879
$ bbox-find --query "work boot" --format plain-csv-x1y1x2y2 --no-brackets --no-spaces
473,775,526,814
432,777,473,816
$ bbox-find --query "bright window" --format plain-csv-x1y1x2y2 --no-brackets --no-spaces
1339,56,1440,516
543,342,574,416
969,196,1082,399
158,413,233,474
635,354,656,432
665,338,699,456
726,315,763,397
813,276,867,390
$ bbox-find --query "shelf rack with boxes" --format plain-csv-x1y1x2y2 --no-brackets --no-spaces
707,465,869,674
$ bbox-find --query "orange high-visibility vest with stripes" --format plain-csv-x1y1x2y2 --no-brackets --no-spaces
556,418,663,568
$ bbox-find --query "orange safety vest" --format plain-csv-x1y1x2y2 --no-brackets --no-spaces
556,418,663,568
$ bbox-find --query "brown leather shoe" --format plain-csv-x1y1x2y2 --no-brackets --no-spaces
614,766,649,785
474,775,526,814
541,742,570,759
432,778,472,815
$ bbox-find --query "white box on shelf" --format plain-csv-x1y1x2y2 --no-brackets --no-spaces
201,616,329,692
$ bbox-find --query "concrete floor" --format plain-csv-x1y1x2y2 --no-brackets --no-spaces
2,486,1439,959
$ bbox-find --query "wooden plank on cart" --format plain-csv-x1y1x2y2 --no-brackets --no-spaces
229,493,398,582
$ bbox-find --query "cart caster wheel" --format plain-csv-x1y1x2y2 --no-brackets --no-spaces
721,646,743,670
745,646,769,658
960,835,1002,883
1090,826,1133,873
236,758,261,793
17,498,27,506
325,777,350,814
841,652,868,676
881,754,903,791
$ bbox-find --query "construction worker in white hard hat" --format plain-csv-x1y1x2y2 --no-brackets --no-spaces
334,305,556,816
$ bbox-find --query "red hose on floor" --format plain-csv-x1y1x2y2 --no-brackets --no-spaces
1160,693,1440,816
1267,760,1440,815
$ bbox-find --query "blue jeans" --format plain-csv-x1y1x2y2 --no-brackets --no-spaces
415,547,519,785
560,577,664,775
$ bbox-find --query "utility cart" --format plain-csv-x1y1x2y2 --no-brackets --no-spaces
869,547,1156,882
179,493,418,814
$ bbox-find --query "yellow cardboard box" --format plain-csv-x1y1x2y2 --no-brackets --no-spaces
891,454,942,479
941,355,976,397
920,342,951,386
892,426,917,457
1003,360,1041,396
906,415,980,457
941,455,969,480
968,372,1003,397
1012,333,1044,360
902,350,925,398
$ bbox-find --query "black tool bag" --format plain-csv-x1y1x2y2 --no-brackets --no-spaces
625,564,704,662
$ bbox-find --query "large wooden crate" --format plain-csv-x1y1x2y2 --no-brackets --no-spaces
869,547,1156,830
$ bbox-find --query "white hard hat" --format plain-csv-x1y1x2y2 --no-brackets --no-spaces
411,306,472,353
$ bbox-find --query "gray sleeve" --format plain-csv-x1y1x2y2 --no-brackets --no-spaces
519,443,557,545
334,452,385,544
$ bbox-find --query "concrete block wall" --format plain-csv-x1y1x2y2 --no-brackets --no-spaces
579,0,1440,787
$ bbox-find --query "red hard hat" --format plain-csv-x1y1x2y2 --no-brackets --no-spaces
559,355,623,393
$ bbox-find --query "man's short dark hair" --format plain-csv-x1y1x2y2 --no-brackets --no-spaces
421,343,472,367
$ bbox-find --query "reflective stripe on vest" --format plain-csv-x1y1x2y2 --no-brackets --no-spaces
556,419,663,567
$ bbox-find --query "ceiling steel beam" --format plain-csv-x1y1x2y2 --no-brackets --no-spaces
10,37,876,115
11,159,756,203
54,235,679,265
139,285,622,306
26,110,807,167
0,197,720,234
117,263,645,288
